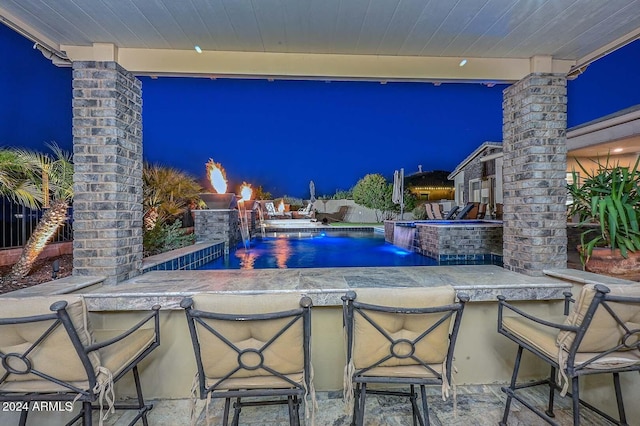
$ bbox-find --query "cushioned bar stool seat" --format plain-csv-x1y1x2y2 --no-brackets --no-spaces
181,293,313,426
498,283,640,425
0,296,160,426
342,286,469,426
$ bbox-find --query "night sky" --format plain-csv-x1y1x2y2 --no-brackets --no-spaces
1,23,639,198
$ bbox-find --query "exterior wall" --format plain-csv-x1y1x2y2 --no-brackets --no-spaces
502,73,567,275
461,147,501,204
454,172,465,206
72,61,143,285
193,209,241,249
567,153,639,179
495,157,504,204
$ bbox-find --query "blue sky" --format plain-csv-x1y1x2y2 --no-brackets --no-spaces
1,23,639,198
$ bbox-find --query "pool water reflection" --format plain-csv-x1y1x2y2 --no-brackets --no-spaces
198,231,437,270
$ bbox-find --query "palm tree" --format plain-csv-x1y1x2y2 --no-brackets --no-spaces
0,149,42,209
143,163,204,230
1,143,73,279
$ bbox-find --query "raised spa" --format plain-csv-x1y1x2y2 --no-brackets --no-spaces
385,220,503,264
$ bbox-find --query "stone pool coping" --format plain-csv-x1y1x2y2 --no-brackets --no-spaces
78,264,573,310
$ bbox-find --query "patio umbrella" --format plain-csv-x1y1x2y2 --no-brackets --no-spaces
392,169,404,218
309,180,316,203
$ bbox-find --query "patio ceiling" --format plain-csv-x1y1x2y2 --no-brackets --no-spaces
1,0,639,82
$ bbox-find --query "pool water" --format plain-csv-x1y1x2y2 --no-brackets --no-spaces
198,231,438,270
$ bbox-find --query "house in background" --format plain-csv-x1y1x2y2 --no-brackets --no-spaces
404,167,455,201
566,104,640,177
447,142,503,215
450,104,640,215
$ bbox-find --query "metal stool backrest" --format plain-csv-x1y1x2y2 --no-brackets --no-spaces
343,287,468,385
0,296,100,396
182,293,312,398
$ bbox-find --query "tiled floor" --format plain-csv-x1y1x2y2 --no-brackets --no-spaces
103,384,617,425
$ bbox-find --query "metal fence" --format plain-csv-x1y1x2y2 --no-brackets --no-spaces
0,197,73,250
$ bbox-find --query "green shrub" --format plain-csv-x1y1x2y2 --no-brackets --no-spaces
332,189,353,199
143,220,195,257
412,204,428,220
283,195,304,206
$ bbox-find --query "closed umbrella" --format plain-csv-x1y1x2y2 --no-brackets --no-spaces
392,169,404,218
309,180,316,203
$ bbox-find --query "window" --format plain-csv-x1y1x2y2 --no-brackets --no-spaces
469,179,481,203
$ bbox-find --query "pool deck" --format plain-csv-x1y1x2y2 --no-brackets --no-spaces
66,264,575,311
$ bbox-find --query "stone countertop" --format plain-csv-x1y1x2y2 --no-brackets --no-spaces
82,265,571,311
1,275,104,297
543,268,639,286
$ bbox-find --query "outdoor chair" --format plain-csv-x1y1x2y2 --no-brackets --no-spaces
455,202,475,220
264,202,289,219
423,203,436,220
0,296,160,426
476,203,487,219
296,203,314,218
431,203,444,220
498,283,640,425
342,287,469,426
181,293,314,426
316,205,350,224
494,203,503,220
443,205,459,220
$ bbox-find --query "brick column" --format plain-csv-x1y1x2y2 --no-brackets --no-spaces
72,61,143,284
502,73,567,275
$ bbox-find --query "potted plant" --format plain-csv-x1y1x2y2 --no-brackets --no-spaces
567,155,640,275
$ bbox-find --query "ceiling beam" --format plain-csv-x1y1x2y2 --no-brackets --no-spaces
61,44,575,83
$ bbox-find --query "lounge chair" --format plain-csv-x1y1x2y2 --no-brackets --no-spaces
455,202,475,220
296,202,314,218
477,203,487,219
444,205,460,220
495,203,503,220
431,203,444,219
423,203,436,220
316,205,349,224
265,201,290,219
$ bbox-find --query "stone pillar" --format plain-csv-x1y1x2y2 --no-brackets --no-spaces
72,61,143,284
502,73,567,275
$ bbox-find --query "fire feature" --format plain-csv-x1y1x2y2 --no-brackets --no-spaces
238,183,253,203
206,158,228,194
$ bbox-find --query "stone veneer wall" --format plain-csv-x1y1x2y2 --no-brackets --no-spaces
72,61,143,284
194,210,241,249
502,73,567,275
415,223,503,260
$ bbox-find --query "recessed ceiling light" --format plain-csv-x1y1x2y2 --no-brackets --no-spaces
194,45,202,53
613,148,623,153
459,59,467,67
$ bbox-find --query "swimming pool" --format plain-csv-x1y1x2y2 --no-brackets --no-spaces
198,230,438,270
